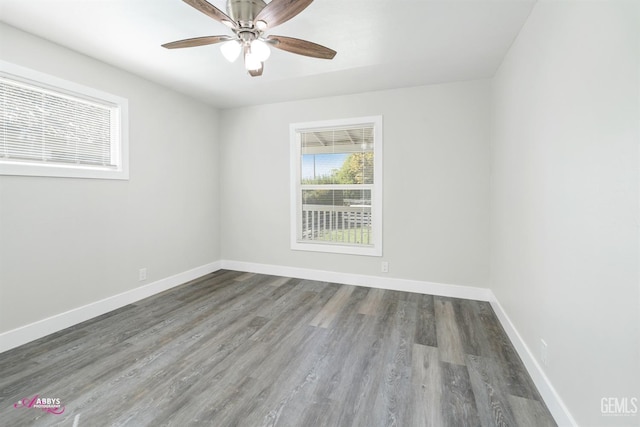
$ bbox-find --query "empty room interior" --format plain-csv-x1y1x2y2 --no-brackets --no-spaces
0,0,638,426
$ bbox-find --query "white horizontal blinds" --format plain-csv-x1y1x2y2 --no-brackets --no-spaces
0,76,116,168
299,126,374,246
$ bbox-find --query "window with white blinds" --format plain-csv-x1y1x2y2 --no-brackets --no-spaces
0,61,128,179
290,116,383,256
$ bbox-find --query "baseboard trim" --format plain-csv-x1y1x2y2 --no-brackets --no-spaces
0,261,222,354
488,293,577,427
221,259,491,301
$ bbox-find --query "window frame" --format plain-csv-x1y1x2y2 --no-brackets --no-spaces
0,60,129,180
290,115,383,256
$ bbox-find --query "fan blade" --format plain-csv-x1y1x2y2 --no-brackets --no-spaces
162,35,232,49
254,0,313,29
267,35,336,59
248,63,264,77
183,0,236,28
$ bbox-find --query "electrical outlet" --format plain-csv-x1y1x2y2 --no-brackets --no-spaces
381,261,389,273
540,339,548,366
139,268,147,282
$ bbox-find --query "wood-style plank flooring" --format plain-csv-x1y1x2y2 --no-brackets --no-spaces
0,270,557,426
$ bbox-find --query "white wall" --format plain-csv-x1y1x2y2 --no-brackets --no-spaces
0,23,221,334
491,1,639,426
220,80,491,288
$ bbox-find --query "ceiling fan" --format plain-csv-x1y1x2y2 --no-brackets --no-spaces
162,0,337,77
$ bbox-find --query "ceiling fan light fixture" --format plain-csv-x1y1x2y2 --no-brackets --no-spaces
250,39,271,62
255,20,267,31
244,52,262,71
220,40,241,62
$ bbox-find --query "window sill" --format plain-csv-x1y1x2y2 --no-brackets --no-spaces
291,241,382,257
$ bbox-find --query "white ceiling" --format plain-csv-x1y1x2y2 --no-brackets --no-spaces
0,0,535,109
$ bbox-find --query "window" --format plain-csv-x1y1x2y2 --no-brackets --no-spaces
0,61,128,180
290,116,382,256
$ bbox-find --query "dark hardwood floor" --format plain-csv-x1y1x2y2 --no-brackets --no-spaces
0,270,556,426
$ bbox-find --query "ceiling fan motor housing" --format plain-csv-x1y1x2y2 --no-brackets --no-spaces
227,0,266,27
